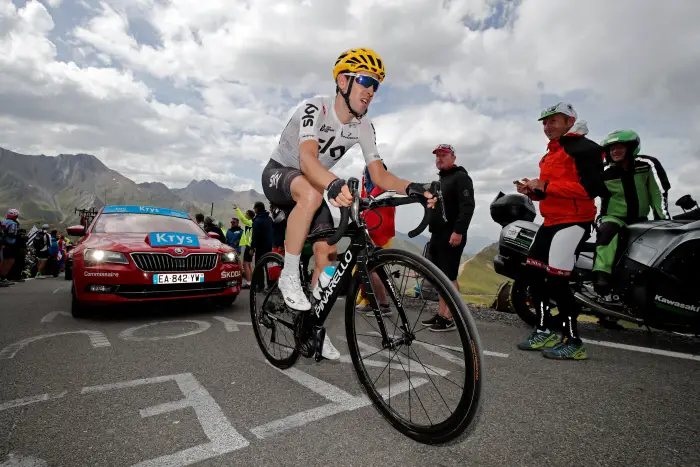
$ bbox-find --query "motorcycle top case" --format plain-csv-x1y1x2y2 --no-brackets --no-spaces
490,192,537,227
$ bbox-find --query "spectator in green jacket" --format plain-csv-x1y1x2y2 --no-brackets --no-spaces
593,129,671,296
233,204,255,288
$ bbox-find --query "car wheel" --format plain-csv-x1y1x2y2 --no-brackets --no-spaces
71,283,91,319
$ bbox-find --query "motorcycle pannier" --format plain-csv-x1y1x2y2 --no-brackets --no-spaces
490,192,537,227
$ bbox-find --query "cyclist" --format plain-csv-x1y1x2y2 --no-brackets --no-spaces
593,129,670,296
516,102,606,360
261,47,434,360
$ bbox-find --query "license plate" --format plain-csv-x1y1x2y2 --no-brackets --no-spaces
504,226,522,240
152,273,204,284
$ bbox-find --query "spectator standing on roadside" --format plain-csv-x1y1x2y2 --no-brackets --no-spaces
234,204,255,288
195,213,205,229
421,144,475,332
250,202,273,264
355,161,396,316
515,102,606,360
203,216,225,240
225,218,243,255
33,224,52,279
0,208,21,286
270,203,287,255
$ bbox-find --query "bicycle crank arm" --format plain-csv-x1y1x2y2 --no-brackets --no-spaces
312,325,326,362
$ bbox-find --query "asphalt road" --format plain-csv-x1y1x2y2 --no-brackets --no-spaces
1,276,699,467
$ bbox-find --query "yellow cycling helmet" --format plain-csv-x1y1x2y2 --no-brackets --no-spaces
333,48,386,83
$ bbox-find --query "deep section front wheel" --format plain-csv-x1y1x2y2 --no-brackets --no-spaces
345,248,484,445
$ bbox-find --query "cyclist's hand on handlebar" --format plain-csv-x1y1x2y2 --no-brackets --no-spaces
327,178,352,208
406,182,436,208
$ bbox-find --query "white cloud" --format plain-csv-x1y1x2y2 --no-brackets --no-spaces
1,0,699,243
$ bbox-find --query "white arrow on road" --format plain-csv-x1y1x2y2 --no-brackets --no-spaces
40,311,71,323
213,316,252,332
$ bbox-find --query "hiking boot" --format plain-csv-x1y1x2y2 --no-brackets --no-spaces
543,338,588,360
518,329,561,351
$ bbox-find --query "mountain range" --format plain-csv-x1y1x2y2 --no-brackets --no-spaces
0,147,494,255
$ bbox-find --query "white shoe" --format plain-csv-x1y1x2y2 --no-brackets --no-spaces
321,334,340,360
277,271,311,311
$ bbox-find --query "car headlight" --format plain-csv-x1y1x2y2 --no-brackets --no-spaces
84,249,129,265
221,251,238,263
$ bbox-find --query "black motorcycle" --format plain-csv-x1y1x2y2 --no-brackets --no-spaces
490,192,700,336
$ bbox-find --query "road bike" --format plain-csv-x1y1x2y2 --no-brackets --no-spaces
250,178,484,444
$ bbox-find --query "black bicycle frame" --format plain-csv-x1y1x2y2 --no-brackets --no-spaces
308,227,408,349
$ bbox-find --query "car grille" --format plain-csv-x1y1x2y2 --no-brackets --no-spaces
130,253,218,272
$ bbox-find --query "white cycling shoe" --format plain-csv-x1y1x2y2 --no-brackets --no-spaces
322,334,340,360
277,271,311,311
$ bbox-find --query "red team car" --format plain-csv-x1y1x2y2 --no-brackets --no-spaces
65,205,242,318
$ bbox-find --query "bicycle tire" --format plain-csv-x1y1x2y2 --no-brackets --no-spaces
250,252,300,369
345,248,484,445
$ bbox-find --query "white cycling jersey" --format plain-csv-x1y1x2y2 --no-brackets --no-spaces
270,95,381,170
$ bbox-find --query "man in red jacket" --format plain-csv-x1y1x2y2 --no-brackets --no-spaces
516,102,606,360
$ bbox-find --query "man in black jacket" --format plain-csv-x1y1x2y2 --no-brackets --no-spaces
422,144,476,331
250,201,273,265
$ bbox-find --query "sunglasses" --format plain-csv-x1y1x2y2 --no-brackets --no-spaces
345,73,380,92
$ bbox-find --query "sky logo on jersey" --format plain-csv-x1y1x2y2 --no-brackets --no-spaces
148,232,200,247
102,205,189,219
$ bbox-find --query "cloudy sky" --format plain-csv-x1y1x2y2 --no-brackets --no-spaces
1,0,699,240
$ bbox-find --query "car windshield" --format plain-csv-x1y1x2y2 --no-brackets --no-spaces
92,213,204,235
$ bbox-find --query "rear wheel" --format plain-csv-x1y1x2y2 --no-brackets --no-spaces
345,248,484,445
250,252,300,369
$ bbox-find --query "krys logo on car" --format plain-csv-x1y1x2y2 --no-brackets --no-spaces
149,232,200,247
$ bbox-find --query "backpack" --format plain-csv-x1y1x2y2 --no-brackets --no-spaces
33,232,48,251
0,219,18,246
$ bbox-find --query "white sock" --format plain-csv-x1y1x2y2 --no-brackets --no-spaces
283,253,300,275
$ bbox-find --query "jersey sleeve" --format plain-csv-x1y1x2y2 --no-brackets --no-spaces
359,119,382,165
297,98,323,143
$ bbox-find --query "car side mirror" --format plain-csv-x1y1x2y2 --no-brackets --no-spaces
207,232,220,239
66,225,86,237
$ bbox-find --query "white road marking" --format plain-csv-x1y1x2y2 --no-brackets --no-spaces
1,453,48,466
580,338,700,361
365,330,509,358
337,336,451,377
118,320,211,342
212,316,252,332
52,287,64,294
440,344,509,359
0,391,68,412
337,354,449,376
266,363,355,404
0,331,111,359
250,367,428,440
40,311,71,323
81,373,249,466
